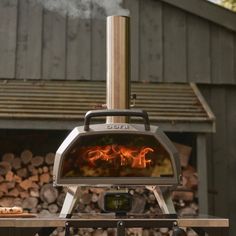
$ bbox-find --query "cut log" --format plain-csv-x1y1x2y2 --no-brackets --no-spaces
12,157,22,170
31,182,40,189
19,191,30,199
40,173,50,184
13,175,22,183
6,181,15,190
39,209,51,216
29,175,39,182
172,190,194,202
41,202,49,209
45,153,55,165
5,171,14,182
48,203,59,214
16,168,28,178
2,153,15,164
40,184,58,204
0,183,8,194
28,165,38,175
130,195,146,213
22,197,38,210
91,193,99,203
19,179,33,190
0,161,11,176
38,168,43,174
13,198,23,207
8,188,19,197
178,206,197,216
21,149,33,165
0,175,4,183
80,192,92,205
31,156,44,167
173,142,192,168
182,166,198,189
0,197,15,207
57,192,66,207
30,188,40,198
42,166,49,173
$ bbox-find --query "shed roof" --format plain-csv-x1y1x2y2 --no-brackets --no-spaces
161,0,236,32
0,80,215,132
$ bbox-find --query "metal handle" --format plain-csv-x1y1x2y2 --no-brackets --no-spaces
84,109,150,131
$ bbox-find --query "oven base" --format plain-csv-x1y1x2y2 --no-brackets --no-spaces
59,186,176,218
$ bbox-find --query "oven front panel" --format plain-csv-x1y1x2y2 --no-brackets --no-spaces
60,132,174,179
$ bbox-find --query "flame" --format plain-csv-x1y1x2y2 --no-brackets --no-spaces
81,145,154,169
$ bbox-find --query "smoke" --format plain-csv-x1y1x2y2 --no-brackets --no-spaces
35,0,129,18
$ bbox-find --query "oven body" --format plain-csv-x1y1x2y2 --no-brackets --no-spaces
53,109,181,187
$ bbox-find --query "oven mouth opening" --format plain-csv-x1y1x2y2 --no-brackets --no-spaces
59,132,175,179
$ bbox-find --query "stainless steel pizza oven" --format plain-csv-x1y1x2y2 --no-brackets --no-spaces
53,109,181,186
53,15,181,218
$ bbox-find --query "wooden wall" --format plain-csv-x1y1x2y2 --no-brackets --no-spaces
200,85,236,236
0,0,236,234
0,0,235,84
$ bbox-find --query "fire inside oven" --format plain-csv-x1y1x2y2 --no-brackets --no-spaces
60,132,174,179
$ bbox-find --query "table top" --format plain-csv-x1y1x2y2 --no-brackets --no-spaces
0,214,229,228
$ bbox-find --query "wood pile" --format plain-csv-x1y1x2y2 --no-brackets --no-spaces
0,142,199,236
0,150,65,215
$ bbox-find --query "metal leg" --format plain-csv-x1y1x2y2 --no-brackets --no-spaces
117,221,126,236
146,185,176,214
65,222,70,236
60,186,80,218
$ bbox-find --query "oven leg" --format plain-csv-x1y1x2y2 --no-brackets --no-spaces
117,221,126,236
146,185,176,214
59,186,80,218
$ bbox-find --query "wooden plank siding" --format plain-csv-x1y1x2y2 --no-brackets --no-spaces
163,4,187,82
67,17,91,80
226,88,236,233
91,5,106,81
187,15,211,83
42,10,66,80
16,0,43,79
0,0,18,78
200,85,236,236
139,0,163,82
203,87,229,217
0,0,235,83
211,25,235,84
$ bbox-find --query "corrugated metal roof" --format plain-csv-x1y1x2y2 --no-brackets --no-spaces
0,79,215,131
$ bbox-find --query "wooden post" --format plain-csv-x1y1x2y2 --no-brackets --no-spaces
197,133,208,214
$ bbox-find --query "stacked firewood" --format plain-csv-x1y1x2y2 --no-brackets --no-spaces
0,142,199,235
172,142,199,217
0,150,65,215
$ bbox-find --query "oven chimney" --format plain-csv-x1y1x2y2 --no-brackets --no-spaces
106,15,130,123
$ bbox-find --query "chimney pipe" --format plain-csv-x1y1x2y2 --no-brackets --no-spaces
106,15,130,123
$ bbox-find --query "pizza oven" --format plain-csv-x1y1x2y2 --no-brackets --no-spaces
53,15,181,218
53,109,181,186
